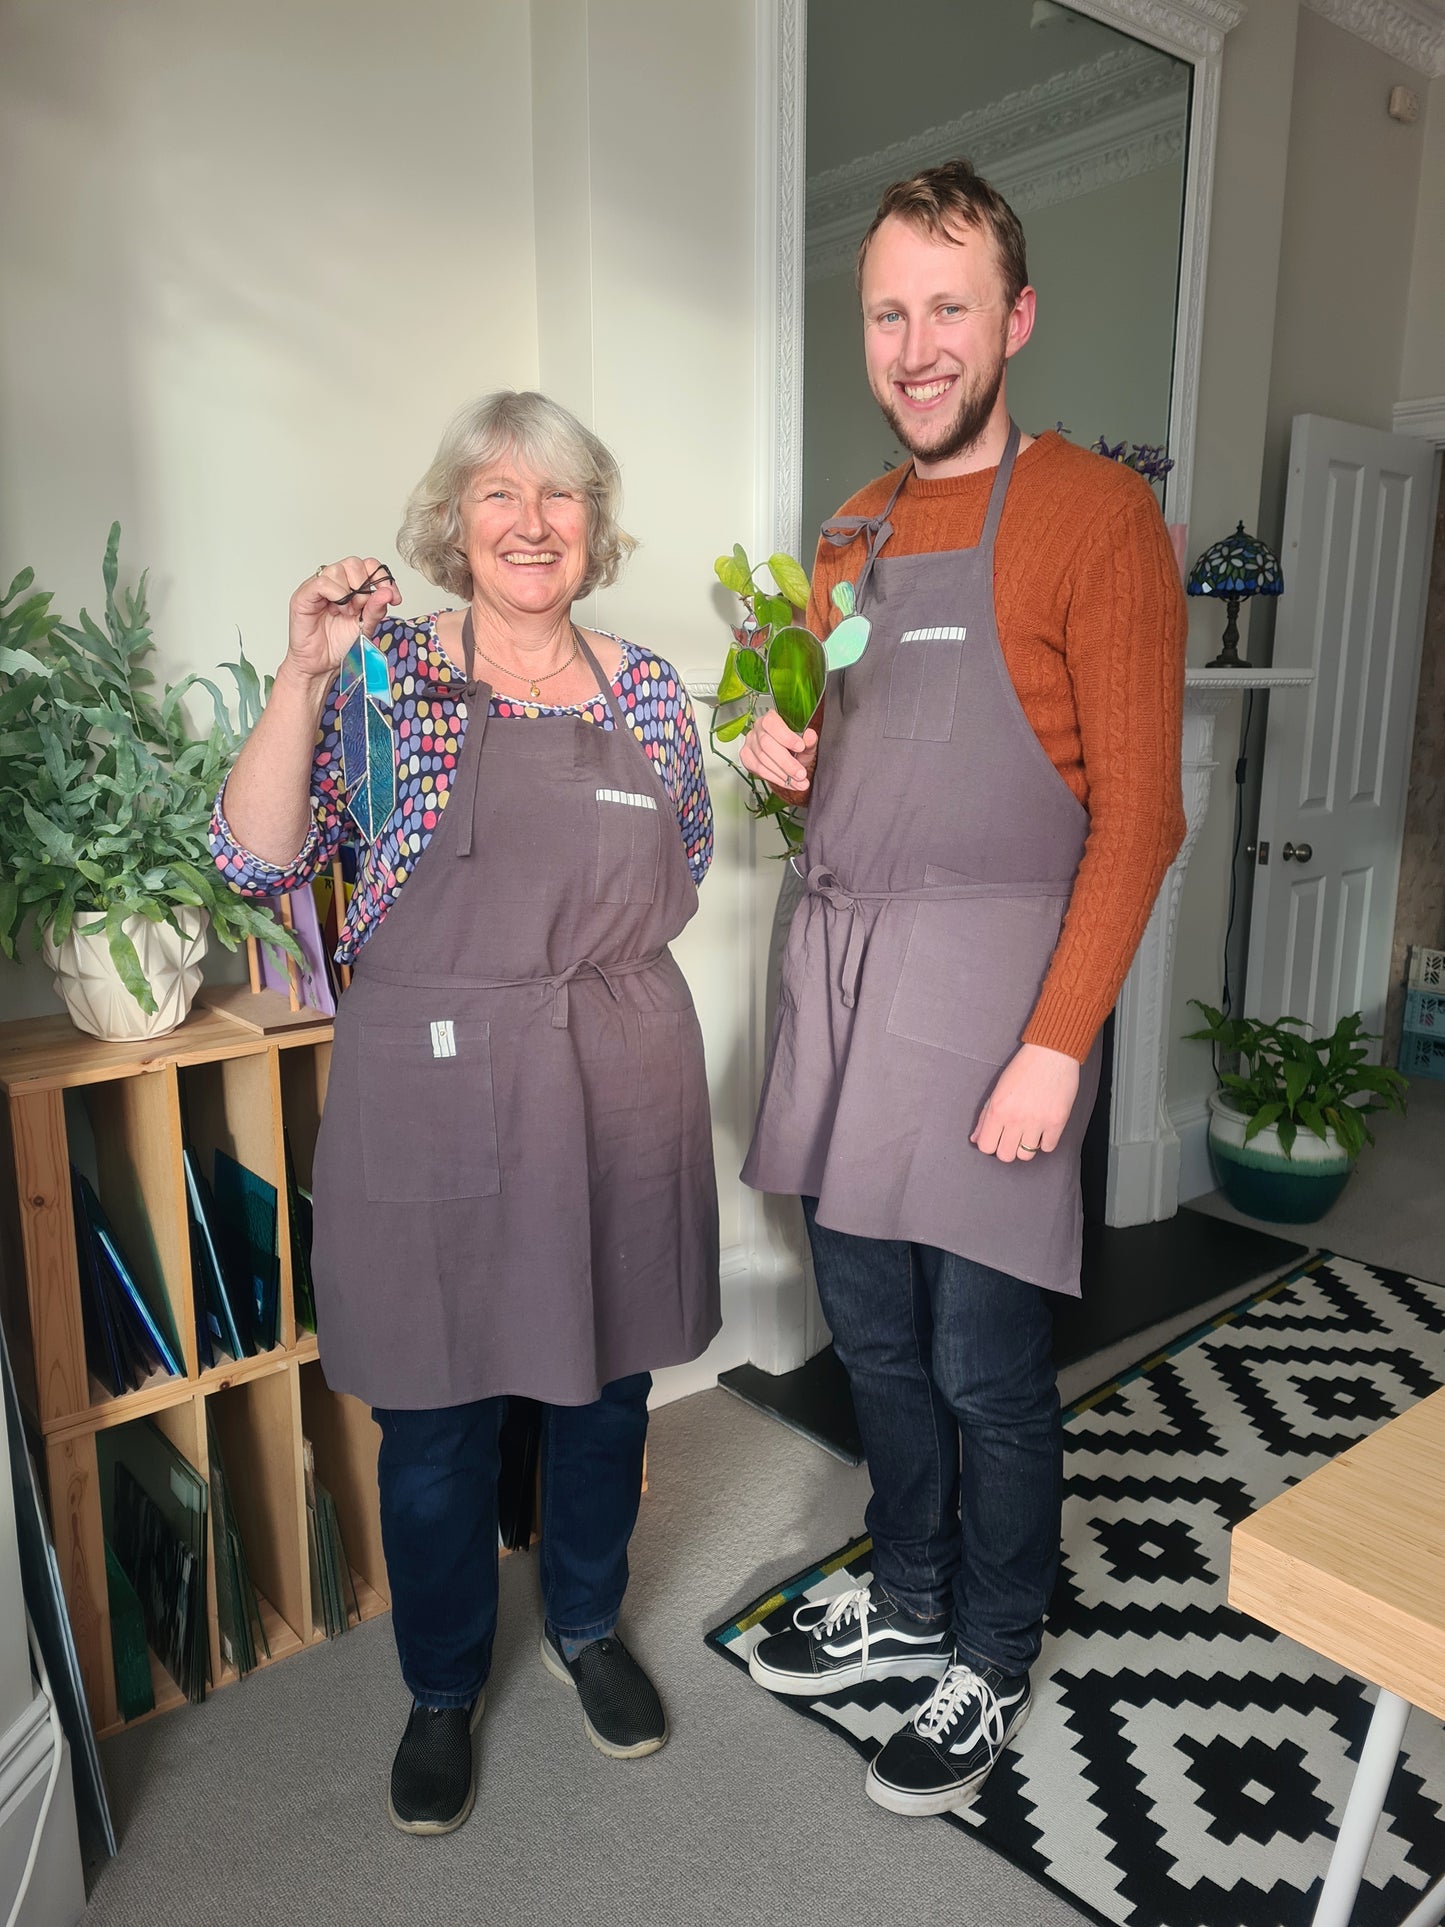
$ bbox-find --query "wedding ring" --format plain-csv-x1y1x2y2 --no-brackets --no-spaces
1020,1142,1041,1153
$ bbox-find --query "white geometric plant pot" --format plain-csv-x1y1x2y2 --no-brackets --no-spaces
42,906,209,1042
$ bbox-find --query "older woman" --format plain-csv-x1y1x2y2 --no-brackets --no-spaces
211,390,719,1835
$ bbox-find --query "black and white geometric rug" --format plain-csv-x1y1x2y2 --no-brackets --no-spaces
706,1256,1445,1926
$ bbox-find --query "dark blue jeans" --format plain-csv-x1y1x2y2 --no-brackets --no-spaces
373,1373,651,1707
804,1201,1059,1676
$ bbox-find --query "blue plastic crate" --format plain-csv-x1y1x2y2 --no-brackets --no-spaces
1398,1027,1445,1080
1403,989,1445,1033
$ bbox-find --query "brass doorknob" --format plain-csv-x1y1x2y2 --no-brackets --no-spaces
1282,841,1313,863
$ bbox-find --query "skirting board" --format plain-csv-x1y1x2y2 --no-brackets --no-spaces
1172,1097,1215,1203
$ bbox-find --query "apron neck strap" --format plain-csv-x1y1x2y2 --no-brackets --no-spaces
455,609,493,859
573,629,627,729
820,461,913,609
979,420,1021,555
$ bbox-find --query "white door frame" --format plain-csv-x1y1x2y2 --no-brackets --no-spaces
746,0,1243,1348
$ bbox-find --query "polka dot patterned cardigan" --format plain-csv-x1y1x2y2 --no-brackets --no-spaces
209,614,714,962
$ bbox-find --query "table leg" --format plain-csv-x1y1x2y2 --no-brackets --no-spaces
1397,1871,1445,1927
1312,1687,1412,1927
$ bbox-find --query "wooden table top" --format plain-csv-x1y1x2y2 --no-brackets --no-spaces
1229,1385,1445,1720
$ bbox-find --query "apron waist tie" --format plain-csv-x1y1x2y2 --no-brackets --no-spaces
801,861,1075,1010
352,949,665,1027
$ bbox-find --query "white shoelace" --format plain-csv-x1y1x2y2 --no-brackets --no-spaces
915,1663,1005,1749
793,1584,877,1664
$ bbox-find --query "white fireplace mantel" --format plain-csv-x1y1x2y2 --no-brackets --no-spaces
1104,667,1315,1226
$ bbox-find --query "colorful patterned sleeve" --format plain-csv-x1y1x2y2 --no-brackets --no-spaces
208,675,348,899
618,649,714,884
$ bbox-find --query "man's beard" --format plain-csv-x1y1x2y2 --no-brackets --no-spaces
878,350,1006,466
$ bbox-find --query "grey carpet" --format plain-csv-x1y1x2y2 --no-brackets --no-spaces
87,1384,1086,1927
83,1091,1444,1926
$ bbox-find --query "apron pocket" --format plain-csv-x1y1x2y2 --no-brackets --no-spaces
885,868,1064,1066
883,627,966,742
359,1019,501,1202
595,789,662,904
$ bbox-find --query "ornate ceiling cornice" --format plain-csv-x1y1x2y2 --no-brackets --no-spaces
805,43,1190,283
1303,0,1445,75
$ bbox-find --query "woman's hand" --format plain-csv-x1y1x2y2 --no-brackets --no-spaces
971,1042,1081,1163
286,556,403,685
740,706,819,796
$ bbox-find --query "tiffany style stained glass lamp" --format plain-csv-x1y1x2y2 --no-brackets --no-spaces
1186,522,1284,669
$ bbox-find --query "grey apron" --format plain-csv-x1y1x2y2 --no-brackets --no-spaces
312,627,720,1407
742,424,1101,1296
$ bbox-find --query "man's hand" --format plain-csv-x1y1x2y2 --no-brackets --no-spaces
739,707,818,794
971,1042,1081,1163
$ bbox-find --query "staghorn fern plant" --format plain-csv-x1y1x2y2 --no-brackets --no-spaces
0,523,300,1014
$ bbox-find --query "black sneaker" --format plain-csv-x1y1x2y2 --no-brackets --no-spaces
387,1691,486,1835
748,1583,952,1697
866,1662,1031,1815
540,1630,667,1758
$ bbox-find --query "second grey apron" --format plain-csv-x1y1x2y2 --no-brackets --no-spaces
313,630,721,1408
742,425,1101,1296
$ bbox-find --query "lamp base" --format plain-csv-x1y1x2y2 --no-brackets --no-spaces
1205,594,1247,670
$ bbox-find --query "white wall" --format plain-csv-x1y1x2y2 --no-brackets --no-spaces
0,0,539,1020
1402,74,1445,404
531,0,767,1394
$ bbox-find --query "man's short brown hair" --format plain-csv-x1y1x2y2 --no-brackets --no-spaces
855,158,1029,308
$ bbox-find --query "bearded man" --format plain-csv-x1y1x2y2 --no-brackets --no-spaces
739,158,1186,1815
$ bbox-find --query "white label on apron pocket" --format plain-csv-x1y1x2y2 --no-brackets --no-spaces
884,625,967,743
430,1019,456,1058
595,789,662,905
885,864,1064,1066
360,1019,501,1202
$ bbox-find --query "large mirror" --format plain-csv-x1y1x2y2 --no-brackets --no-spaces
800,0,1193,549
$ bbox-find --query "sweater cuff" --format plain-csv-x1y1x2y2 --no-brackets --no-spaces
1021,985,1104,1064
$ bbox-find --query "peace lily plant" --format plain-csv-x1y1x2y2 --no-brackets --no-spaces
1185,1000,1408,1223
0,525,301,1037
710,544,870,855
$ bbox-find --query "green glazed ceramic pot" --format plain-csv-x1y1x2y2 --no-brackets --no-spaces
1206,1090,1354,1224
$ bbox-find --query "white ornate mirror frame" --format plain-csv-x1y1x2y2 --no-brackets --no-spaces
751,0,1249,1242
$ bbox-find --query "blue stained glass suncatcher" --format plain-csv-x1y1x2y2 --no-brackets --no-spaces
337,634,396,843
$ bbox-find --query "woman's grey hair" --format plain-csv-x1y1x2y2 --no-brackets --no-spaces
397,391,637,600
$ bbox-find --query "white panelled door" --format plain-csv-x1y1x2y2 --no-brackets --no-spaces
1246,414,1439,1044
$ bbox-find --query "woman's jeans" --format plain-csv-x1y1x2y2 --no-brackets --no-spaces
373,1373,651,1708
804,1200,1059,1677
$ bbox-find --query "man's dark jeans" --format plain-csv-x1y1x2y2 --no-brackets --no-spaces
804,1200,1059,1676
373,1373,651,1707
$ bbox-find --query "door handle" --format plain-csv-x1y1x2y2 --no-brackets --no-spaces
1282,841,1313,863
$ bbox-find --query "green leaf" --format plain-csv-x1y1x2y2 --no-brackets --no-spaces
104,903,158,1015
733,646,769,694
716,647,747,703
1276,1116,1297,1157
1298,1101,1328,1141
713,554,751,596
767,552,811,609
1242,1102,1284,1143
714,710,753,743
1282,1058,1311,1110
2,566,35,605
21,799,77,864
824,613,870,672
755,594,792,632
0,644,47,677
766,626,828,733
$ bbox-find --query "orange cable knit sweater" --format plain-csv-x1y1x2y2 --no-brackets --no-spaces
803,430,1187,1063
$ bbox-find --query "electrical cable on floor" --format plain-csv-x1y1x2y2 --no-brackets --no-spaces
1214,690,1256,1079
4,1612,65,1927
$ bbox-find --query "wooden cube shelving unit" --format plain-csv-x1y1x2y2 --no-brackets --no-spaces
0,1008,390,1739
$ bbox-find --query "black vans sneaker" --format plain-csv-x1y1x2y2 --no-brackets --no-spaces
540,1630,668,1758
387,1691,486,1835
866,1661,1031,1815
748,1583,952,1697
